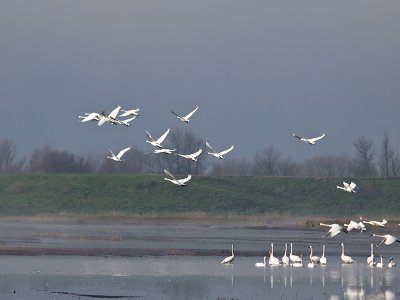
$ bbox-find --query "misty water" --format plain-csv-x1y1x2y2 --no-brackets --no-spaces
1,220,400,299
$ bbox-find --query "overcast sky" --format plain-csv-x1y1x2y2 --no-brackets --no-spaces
1,1,399,162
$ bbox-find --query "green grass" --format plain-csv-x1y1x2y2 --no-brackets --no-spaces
0,174,399,217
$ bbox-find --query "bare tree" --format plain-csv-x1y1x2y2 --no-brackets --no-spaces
378,130,400,177
352,136,377,177
302,154,353,177
277,156,300,176
0,139,24,172
252,146,282,176
29,146,92,173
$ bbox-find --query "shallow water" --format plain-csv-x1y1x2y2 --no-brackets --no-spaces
0,255,399,299
0,220,399,299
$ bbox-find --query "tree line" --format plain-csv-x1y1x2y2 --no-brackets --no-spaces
1,129,399,177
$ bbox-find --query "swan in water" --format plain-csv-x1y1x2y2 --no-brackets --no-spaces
320,245,327,265
291,255,304,267
367,243,375,266
292,133,325,145
146,129,170,149
376,255,383,268
171,106,198,123
255,256,267,267
362,218,388,228
372,234,400,246
282,243,289,265
388,257,396,268
206,142,234,159
163,169,192,186
308,245,320,264
106,147,131,162
289,243,302,263
177,149,203,162
337,181,358,193
344,220,366,232
320,223,348,238
269,243,281,265
340,243,355,264
119,108,140,117
307,260,316,268
221,244,235,264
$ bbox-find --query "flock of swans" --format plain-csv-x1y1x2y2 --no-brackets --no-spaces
79,104,235,186
221,217,399,269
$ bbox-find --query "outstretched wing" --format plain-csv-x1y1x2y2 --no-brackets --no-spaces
308,133,325,143
164,169,176,180
116,147,131,159
218,145,234,156
350,182,357,190
98,116,108,126
178,174,192,184
81,112,99,122
205,141,215,153
171,110,182,118
156,128,170,144
146,130,154,141
184,106,198,119
191,148,203,158
109,105,121,119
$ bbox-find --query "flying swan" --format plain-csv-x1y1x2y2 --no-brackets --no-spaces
107,147,131,162
206,142,234,159
337,182,358,193
171,106,198,123
163,169,192,186
146,129,170,149
372,234,400,246
293,133,325,145
320,223,348,238
177,149,203,162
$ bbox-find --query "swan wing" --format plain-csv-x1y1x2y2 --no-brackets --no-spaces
308,133,325,143
205,141,215,153
109,105,121,119
146,130,154,142
116,147,131,159
163,169,176,180
156,128,170,144
218,145,234,156
98,116,108,126
184,106,198,119
191,148,203,158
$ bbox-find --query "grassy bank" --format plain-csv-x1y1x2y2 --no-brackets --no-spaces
0,174,399,217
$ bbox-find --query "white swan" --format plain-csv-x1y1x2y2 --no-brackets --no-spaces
309,245,320,264
177,149,203,162
146,129,170,149
340,243,355,264
282,243,289,265
376,255,383,268
307,260,316,268
119,108,140,117
291,255,304,267
362,218,388,228
367,243,375,266
163,169,192,186
289,243,302,263
344,220,366,232
221,244,235,264
337,181,358,193
320,245,327,265
171,106,198,123
79,112,101,123
98,105,121,126
269,243,281,266
292,133,325,145
320,223,347,238
152,148,176,155
206,142,234,159
106,147,131,162
388,257,396,268
116,116,136,127
372,234,400,246
255,256,267,268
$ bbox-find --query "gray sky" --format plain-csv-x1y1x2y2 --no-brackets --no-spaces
1,1,400,162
